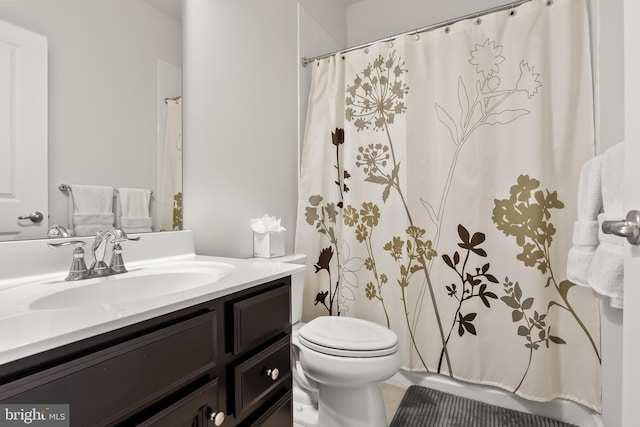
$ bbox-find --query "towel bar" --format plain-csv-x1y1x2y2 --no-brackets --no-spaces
58,183,153,195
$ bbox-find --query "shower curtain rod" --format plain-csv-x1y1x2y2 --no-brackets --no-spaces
301,0,533,67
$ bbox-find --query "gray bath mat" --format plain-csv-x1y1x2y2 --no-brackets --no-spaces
389,386,577,427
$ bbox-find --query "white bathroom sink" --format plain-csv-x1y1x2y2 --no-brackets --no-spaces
28,261,236,310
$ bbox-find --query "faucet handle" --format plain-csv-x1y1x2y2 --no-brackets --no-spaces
112,228,141,243
109,231,140,274
47,240,86,249
48,240,90,281
110,243,128,274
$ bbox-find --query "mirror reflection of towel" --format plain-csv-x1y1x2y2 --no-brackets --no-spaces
68,184,114,236
116,187,152,233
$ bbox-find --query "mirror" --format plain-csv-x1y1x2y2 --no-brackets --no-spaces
0,0,182,240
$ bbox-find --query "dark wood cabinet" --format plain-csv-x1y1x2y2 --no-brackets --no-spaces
138,379,221,427
0,277,293,427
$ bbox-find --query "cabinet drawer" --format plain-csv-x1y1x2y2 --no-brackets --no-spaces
137,379,220,427
232,283,290,354
1,311,217,426
234,336,291,417
246,390,292,427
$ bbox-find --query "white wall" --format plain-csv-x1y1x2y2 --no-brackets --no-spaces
346,0,508,46
0,0,181,232
183,0,299,258
344,1,624,426
297,0,348,163
622,5,640,427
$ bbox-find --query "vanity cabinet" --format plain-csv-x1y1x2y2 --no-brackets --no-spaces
0,277,292,427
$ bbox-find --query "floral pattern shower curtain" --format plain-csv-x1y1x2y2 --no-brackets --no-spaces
295,0,601,411
160,98,183,231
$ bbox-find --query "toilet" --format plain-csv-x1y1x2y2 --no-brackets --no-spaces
275,254,402,427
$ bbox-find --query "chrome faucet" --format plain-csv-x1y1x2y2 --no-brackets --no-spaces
90,228,140,276
47,224,71,238
48,228,140,281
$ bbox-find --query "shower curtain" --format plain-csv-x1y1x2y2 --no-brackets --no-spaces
295,0,601,411
160,98,183,231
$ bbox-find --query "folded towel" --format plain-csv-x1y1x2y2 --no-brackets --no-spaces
117,188,152,233
72,213,114,226
587,142,625,309
68,184,114,236
120,217,152,229
587,214,624,309
567,156,602,287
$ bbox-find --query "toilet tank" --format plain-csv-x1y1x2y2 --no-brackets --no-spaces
270,254,307,325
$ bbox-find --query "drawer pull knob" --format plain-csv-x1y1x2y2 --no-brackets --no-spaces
266,368,280,381
209,410,225,426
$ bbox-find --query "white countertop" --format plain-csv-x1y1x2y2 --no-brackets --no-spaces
0,231,304,366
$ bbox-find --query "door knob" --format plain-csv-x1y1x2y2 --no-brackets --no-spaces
18,211,44,223
602,210,640,245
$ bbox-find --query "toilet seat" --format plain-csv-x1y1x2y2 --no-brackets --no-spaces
297,316,398,358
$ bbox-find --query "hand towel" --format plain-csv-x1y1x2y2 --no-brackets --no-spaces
566,155,602,287
587,142,625,309
116,187,152,233
68,184,115,236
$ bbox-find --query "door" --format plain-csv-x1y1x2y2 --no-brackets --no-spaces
622,1,640,426
0,19,47,240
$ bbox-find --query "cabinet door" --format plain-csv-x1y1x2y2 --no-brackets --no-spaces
137,379,221,427
1,311,217,426
234,336,291,418
247,391,292,427
232,284,290,354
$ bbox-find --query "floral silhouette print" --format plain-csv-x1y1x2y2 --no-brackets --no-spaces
344,202,391,327
425,39,541,242
346,53,408,132
516,61,543,99
501,277,566,392
470,39,505,78
346,51,449,373
173,192,183,230
438,225,499,373
332,128,350,207
493,175,601,367
304,128,355,316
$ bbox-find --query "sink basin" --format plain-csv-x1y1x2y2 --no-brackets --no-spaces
29,261,236,310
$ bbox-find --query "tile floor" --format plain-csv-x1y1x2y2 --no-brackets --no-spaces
381,383,407,424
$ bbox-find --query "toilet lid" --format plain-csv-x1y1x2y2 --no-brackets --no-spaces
298,316,398,357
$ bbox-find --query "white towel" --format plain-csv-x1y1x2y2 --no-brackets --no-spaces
68,184,114,236
117,187,152,233
587,142,625,309
566,155,602,287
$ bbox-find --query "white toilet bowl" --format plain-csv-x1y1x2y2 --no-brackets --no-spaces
266,254,401,427
295,316,401,427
